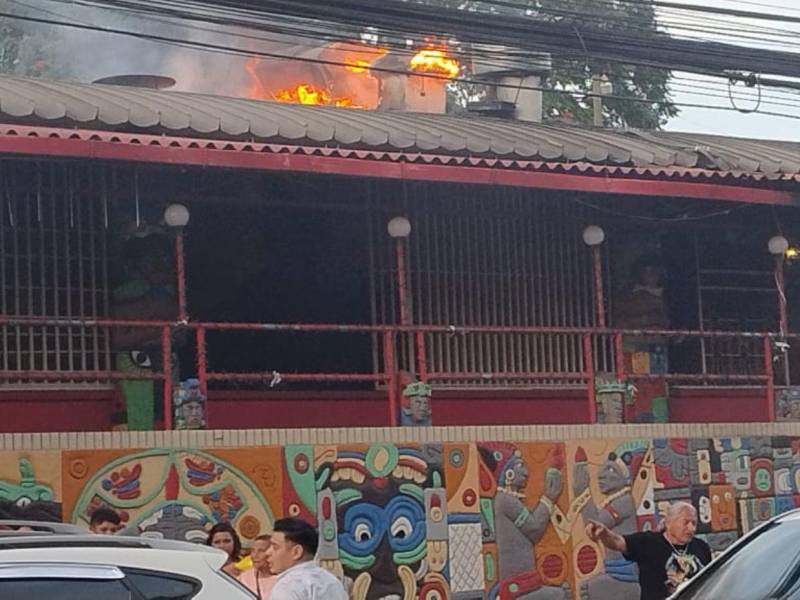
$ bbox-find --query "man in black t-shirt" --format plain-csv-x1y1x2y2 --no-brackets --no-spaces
586,501,712,599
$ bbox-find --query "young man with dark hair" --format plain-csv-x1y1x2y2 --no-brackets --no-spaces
267,517,347,600
89,507,121,535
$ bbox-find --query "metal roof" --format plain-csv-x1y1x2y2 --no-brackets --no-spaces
0,74,798,182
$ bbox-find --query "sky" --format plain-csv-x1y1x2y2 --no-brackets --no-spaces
663,0,800,140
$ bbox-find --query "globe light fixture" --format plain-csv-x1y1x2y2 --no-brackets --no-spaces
164,203,190,228
388,216,412,238
769,235,789,256
582,225,605,246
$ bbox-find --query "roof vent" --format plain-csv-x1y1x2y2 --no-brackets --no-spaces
468,47,551,122
93,75,176,90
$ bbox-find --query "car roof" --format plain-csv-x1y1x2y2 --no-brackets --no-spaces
0,534,222,555
0,536,228,576
0,520,86,536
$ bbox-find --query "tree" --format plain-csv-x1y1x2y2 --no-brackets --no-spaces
535,0,677,129
405,0,678,129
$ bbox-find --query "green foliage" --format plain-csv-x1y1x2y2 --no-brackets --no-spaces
535,0,677,128
405,0,678,128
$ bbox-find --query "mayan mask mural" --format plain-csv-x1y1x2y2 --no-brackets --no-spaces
63,448,278,544
314,443,447,600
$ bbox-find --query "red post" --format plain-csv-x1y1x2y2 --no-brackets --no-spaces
162,325,173,430
764,336,775,422
384,331,398,426
775,256,788,337
196,326,208,397
614,333,625,382
592,245,606,328
396,238,410,326
583,333,597,423
175,229,188,322
415,331,428,381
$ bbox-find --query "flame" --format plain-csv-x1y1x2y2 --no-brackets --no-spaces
344,47,387,73
273,84,358,107
345,58,372,73
409,49,460,79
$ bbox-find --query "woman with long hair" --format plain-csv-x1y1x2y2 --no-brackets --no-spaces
206,522,243,577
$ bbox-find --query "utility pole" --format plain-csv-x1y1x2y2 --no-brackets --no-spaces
592,74,603,128
591,74,613,128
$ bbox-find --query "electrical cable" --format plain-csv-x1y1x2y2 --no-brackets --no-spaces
5,2,800,121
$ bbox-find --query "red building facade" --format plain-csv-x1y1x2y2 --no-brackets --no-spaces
1,75,799,432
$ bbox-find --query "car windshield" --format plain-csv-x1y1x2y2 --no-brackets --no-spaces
676,516,800,600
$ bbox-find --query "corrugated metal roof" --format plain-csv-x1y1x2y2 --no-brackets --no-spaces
0,74,798,181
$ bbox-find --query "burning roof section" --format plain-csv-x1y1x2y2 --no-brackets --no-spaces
0,74,798,184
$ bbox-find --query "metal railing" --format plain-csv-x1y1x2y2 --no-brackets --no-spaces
0,315,792,429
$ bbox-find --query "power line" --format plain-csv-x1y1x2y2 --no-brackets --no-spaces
4,9,800,123
42,0,800,79
15,0,800,109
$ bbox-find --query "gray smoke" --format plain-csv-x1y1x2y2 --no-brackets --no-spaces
3,0,312,97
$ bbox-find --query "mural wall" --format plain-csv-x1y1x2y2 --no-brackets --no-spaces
1,435,796,599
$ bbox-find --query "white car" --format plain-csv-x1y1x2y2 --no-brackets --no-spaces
0,534,255,600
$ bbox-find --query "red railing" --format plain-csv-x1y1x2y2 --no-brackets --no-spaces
0,315,790,428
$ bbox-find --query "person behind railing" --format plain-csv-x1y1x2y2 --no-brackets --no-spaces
615,256,669,375
111,233,178,431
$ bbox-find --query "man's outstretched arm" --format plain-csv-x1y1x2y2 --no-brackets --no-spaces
585,519,627,554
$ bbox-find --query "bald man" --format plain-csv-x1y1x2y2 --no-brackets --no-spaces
586,501,711,599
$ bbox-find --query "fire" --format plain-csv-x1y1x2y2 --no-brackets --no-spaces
273,84,357,108
345,58,371,73
344,47,387,73
409,49,460,79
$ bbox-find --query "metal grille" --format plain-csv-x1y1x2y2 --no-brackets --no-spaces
0,160,110,385
370,182,606,386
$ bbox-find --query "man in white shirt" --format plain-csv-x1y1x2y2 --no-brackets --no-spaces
267,517,348,600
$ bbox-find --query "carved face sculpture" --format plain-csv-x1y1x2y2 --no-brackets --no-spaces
721,448,750,492
504,456,529,491
408,395,431,424
709,485,736,531
597,454,630,495
178,401,204,429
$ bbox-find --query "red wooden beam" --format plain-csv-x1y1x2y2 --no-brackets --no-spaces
0,134,795,205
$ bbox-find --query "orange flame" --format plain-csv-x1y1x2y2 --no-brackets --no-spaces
345,58,371,73
409,49,460,79
273,84,358,107
344,47,387,73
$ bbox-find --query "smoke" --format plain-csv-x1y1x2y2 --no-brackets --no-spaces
5,0,309,96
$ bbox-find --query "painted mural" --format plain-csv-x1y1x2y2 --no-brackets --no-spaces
1,434,798,598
